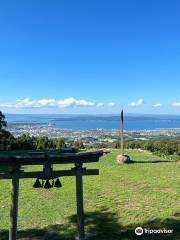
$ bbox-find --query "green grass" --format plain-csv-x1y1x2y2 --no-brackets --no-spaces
0,150,180,240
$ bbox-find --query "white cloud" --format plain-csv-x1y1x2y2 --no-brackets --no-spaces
128,99,144,107
172,102,180,107
0,98,115,109
56,98,95,108
96,102,115,107
96,103,105,107
16,98,37,108
107,102,115,107
37,99,56,107
152,103,162,107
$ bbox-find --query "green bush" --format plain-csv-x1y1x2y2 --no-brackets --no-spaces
125,140,180,158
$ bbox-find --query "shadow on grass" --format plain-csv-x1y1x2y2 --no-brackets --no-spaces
0,209,179,240
130,160,176,164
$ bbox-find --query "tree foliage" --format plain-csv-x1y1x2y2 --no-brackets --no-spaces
13,135,66,151
126,140,180,157
0,111,7,130
0,111,15,150
55,138,66,149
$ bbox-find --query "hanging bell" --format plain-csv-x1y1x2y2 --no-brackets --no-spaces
54,178,62,188
33,179,42,188
44,179,52,189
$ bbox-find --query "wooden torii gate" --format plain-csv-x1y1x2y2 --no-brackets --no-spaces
0,150,104,240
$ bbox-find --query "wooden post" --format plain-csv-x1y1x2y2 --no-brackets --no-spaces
120,110,124,156
9,171,19,240
75,163,85,240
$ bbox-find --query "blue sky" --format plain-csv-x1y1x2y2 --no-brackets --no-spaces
0,0,180,114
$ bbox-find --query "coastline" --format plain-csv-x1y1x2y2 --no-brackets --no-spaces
7,124,180,144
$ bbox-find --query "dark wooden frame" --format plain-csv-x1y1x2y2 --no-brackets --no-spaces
0,150,103,240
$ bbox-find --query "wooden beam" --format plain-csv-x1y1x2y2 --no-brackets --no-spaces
0,151,103,166
0,169,99,180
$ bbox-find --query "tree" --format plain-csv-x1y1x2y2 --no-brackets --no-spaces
15,134,36,150
34,136,54,150
0,111,15,150
73,141,85,149
73,140,85,149
55,138,66,149
0,111,7,131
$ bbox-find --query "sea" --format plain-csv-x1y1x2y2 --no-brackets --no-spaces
5,114,180,131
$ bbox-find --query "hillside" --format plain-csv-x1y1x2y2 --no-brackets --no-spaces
0,150,179,240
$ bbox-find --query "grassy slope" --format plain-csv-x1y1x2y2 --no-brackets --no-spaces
0,150,179,240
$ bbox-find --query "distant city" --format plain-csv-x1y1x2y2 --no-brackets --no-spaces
7,113,180,147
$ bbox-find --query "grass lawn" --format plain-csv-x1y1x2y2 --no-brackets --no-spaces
0,150,180,240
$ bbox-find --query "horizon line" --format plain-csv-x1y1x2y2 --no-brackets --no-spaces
4,112,180,117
